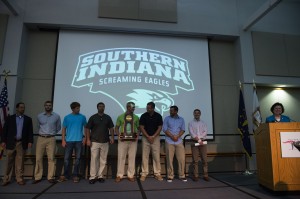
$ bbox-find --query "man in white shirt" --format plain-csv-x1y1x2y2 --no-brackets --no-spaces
188,109,209,182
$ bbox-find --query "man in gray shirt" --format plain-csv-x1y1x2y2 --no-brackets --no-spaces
32,101,61,184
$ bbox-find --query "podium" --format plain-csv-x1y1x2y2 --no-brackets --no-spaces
255,122,300,191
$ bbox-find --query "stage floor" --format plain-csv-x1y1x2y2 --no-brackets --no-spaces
1,172,300,199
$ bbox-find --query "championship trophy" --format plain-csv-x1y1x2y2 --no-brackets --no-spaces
119,113,137,141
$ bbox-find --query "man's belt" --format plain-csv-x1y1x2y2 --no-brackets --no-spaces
39,134,55,138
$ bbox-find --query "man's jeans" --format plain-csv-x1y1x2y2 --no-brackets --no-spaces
63,141,82,178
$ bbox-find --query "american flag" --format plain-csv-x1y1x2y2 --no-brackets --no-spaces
0,78,10,135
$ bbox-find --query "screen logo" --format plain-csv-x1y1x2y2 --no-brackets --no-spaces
72,48,194,115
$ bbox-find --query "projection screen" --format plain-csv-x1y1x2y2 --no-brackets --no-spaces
53,30,214,139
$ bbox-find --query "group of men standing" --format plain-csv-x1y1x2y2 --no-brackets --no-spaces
0,100,209,186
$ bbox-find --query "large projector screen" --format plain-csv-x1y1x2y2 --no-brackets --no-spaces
53,30,214,139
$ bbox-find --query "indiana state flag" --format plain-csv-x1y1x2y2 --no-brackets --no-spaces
238,89,252,158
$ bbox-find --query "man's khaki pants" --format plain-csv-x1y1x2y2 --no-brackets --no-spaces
89,142,109,180
191,144,208,177
140,136,161,177
34,136,56,180
2,141,25,183
116,140,138,178
165,142,186,179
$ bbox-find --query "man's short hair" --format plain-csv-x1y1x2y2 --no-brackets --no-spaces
16,102,25,108
147,102,155,109
194,109,201,114
44,100,52,105
126,101,135,108
70,102,80,109
170,105,178,112
97,102,105,108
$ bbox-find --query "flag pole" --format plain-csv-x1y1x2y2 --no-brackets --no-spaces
238,81,253,175
243,80,254,175
0,70,10,160
244,80,259,176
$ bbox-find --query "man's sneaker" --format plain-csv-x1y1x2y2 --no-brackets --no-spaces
115,176,122,183
140,176,146,182
180,178,187,182
98,178,105,183
57,176,67,183
155,175,163,181
167,178,173,182
73,176,80,183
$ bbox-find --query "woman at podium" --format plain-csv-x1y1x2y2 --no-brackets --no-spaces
265,102,291,123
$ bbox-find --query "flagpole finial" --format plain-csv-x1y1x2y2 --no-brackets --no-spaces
3,70,11,79
253,79,256,88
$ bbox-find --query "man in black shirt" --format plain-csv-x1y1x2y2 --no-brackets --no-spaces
139,102,163,181
86,102,114,184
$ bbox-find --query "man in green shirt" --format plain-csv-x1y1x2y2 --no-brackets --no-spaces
115,102,139,182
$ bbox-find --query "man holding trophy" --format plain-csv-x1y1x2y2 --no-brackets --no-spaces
115,102,139,182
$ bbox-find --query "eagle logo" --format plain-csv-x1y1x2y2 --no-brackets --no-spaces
127,89,173,117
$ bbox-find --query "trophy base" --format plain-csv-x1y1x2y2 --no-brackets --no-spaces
119,134,137,141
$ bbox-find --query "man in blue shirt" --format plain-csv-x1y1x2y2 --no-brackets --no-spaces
58,102,87,183
33,101,61,184
163,105,187,182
